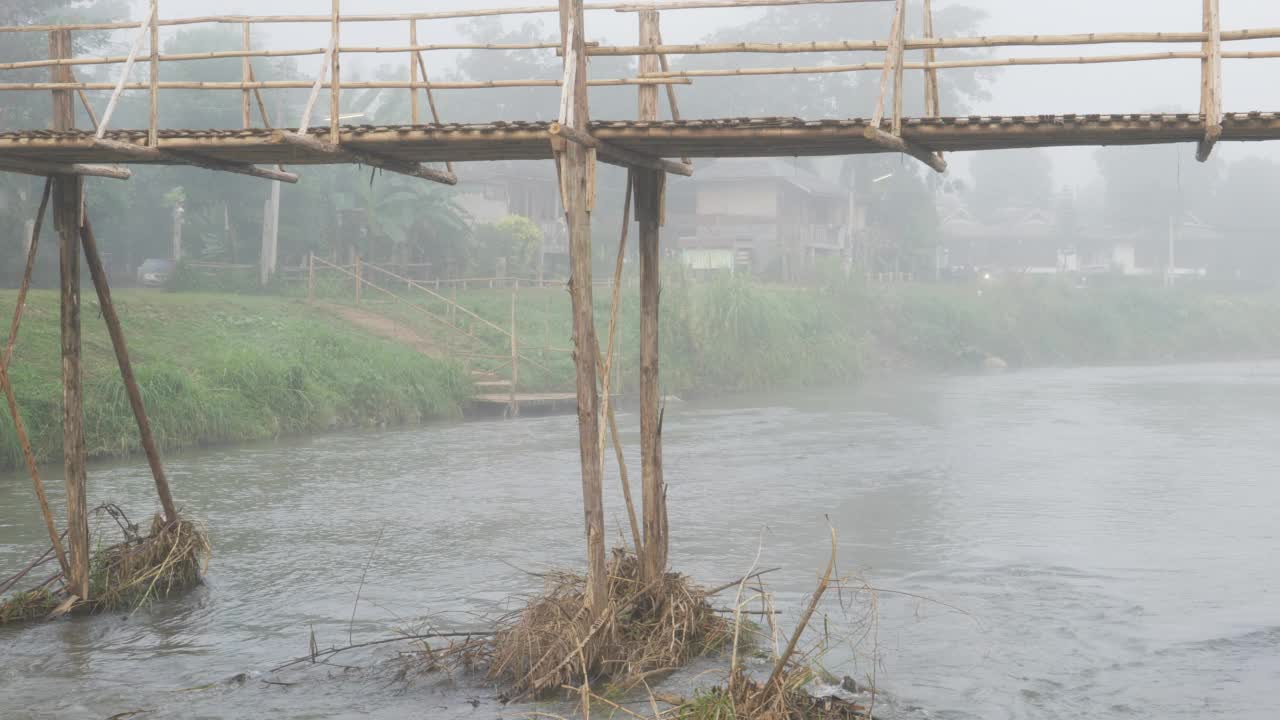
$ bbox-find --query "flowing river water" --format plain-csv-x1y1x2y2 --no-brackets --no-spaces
2,362,1279,719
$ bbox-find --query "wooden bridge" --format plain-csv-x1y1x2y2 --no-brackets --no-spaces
3,0,1278,603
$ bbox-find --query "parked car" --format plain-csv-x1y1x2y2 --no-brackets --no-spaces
137,258,176,287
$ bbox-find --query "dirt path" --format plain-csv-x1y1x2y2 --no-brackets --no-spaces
324,303,444,358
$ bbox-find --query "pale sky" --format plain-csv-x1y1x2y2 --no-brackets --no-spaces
132,0,1280,185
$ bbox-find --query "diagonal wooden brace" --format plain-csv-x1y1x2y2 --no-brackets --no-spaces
549,122,692,177
0,157,131,179
94,139,299,183
279,131,456,185
862,127,948,173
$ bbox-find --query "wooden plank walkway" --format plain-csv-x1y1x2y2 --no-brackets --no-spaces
2,113,1279,168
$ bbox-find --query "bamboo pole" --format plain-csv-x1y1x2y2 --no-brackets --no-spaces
870,0,903,130
652,23,689,164
0,179,71,581
891,0,906,134
558,0,607,614
0,1,893,32
509,289,519,417
9,25,1280,71
79,216,179,523
863,126,946,172
330,0,340,144
96,0,156,140
922,0,939,117
409,21,420,125
586,27,1280,56
355,255,362,304
51,28,90,603
308,252,316,302
242,22,252,128
297,32,336,132
0,159,131,180
0,77,690,92
414,45,455,172
149,0,159,146
1198,0,1222,162
92,138,299,182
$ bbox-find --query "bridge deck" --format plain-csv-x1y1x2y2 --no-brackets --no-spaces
3,113,1279,169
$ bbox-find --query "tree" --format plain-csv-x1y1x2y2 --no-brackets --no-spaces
1094,143,1221,231
473,215,542,277
968,149,1055,220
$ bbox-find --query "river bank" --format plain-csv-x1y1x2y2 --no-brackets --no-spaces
5,281,1280,470
0,291,469,471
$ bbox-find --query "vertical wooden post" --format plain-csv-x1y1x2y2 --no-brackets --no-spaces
558,0,606,612
871,0,905,132
1197,0,1222,162
509,288,520,417
149,1,159,146
891,0,907,135
409,20,420,125
354,255,362,304
636,9,668,584
330,0,341,144
80,217,178,522
922,0,940,118
241,22,252,129
51,29,89,602
307,252,316,302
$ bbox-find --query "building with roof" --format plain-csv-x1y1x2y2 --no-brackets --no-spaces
669,158,858,279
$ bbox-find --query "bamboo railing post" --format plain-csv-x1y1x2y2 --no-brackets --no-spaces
870,0,904,131
330,0,340,143
241,22,251,128
307,252,316,301
922,0,940,117
1198,0,1222,161
891,0,907,134
80,216,179,523
409,20,420,125
557,0,607,614
149,0,159,145
50,28,90,602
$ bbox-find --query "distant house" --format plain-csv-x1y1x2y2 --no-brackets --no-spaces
669,158,856,279
939,203,1219,282
454,161,568,279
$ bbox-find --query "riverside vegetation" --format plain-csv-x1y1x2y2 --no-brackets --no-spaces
5,277,1280,470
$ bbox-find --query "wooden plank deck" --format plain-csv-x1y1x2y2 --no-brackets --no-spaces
2,113,1278,168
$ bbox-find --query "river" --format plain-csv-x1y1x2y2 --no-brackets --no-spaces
2,362,1279,719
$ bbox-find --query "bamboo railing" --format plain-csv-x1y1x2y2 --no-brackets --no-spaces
0,0,1264,175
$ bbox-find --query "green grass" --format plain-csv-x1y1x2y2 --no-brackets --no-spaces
0,290,469,471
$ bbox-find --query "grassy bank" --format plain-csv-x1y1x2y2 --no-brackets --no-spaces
6,279,1280,471
0,291,469,471
368,275,1280,396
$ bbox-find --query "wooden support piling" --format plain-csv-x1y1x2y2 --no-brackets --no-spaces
1,179,71,580
80,216,179,523
51,28,90,603
308,252,316,302
354,255,363,304
558,0,607,613
637,8,668,585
